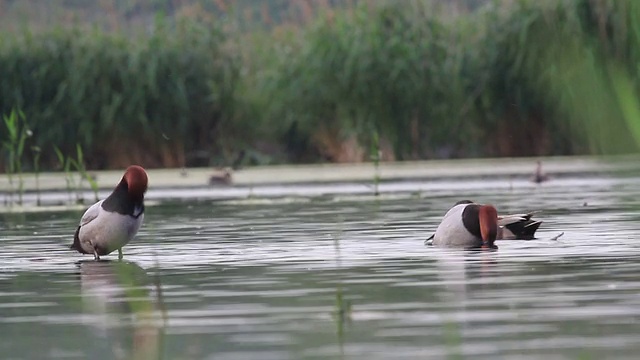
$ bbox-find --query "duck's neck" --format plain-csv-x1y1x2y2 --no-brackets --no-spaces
102,181,145,218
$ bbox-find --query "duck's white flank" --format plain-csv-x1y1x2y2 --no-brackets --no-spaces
76,199,144,256
432,204,481,247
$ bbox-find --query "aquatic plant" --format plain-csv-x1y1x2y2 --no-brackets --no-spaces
52,144,100,205
476,0,640,155
0,18,240,170
69,144,99,203
2,0,640,170
1,109,30,205
31,145,41,206
370,128,381,196
263,1,468,161
442,321,463,360
53,145,77,204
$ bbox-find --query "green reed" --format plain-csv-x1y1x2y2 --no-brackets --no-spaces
52,144,98,205
70,144,99,203
1,109,30,205
370,127,381,196
53,145,76,204
0,18,239,170
478,0,640,155
31,146,41,206
259,1,493,161
2,0,640,171
250,0,640,161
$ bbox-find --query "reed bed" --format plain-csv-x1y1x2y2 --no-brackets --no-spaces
0,19,239,170
1,0,640,171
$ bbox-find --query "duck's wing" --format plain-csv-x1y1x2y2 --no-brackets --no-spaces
497,214,529,226
79,200,103,227
70,200,103,251
498,211,541,225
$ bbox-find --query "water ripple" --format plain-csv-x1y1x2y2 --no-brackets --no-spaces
1,174,640,358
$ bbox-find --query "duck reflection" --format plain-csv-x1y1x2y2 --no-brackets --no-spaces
78,260,165,360
431,248,499,357
433,248,498,304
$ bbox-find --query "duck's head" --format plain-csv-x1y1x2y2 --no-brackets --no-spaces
479,204,498,248
123,165,148,200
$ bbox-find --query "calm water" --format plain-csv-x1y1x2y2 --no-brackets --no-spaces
2,172,640,359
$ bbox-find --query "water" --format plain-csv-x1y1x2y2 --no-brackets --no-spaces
2,172,640,359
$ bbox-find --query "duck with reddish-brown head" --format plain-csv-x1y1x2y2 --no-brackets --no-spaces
426,200,542,248
430,200,499,249
70,165,148,260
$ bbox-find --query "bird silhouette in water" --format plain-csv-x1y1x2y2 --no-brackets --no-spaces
208,150,246,186
531,160,549,184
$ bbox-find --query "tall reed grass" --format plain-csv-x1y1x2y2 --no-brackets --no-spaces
0,18,239,170
2,0,640,171
261,0,640,160
261,1,480,161
476,0,640,155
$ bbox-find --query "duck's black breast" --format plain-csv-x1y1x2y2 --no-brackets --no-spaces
102,182,145,218
461,204,482,238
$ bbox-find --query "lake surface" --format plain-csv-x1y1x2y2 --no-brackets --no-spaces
2,171,640,359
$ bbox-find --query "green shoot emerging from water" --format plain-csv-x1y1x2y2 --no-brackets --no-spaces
31,146,41,206
2,109,30,206
370,128,381,197
70,144,99,203
53,145,77,204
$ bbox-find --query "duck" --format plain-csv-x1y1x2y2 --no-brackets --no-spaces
70,165,148,260
209,167,233,186
531,160,550,184
426,200,542,248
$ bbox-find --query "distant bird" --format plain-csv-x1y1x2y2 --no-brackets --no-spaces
531,160,550,184
426,200,543,248
70,165,148,260
207,150,245,186
209,167,233,186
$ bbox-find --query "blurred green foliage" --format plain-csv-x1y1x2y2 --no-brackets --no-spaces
0,19,238,169
1,0,640,171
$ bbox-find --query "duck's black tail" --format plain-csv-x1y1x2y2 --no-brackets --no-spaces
505,220,542,240
70,226,81,251
424,233,435,245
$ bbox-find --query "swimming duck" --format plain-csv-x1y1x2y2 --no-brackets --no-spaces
70,165,148,260
209,167,233,186
426,200,542,247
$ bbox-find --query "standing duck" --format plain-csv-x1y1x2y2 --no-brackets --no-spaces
426,200,542,248
70,165,148,260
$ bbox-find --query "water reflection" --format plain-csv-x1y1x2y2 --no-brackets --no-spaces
434,249,498,306
78,260,164,360
432,249,500,357
331,231,351,360
3,171,640,358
